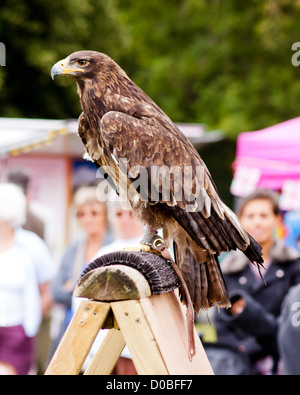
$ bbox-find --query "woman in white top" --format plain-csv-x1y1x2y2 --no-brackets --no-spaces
0,184,40,375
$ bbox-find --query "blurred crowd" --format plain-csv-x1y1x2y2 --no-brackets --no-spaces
0,169,299,375
204,190,300,375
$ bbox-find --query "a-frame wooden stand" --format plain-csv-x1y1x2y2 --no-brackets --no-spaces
45,264,214,375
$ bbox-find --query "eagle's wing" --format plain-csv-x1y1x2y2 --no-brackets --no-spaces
100,110,254,254
78,112,121,192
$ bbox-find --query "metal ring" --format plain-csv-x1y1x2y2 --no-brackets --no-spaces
153,238,164,249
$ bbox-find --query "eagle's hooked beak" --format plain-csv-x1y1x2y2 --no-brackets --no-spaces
51,58,84,80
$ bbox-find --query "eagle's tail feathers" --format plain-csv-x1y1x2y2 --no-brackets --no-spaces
205,254,231,310
174,241,231,314
244,232,264,266
169,204,264,271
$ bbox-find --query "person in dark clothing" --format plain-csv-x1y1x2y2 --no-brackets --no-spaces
211,190,300,374
211,283,300,375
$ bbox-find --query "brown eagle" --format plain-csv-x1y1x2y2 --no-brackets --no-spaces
51,51,263,313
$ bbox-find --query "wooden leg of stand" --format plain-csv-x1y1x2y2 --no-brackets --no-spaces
84,329,126,375
45,300,111,375
111,300,168,375
140,292,214,375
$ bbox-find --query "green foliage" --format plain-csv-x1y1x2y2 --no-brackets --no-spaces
0,0,126,118
1,0,300,138
116,0,300,137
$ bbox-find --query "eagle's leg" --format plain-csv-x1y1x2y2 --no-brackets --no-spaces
140,227,196,360
139,226,159,246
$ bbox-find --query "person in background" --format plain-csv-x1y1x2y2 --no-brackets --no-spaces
51,186,110,351
83,199,145,375
212,190,300,374
0,183,41,375
6,169,54,311
14,226,55,374
7,168,45,240
6,168,55,373
95,200,145,256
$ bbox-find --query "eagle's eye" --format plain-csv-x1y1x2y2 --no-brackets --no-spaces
76,59,88,67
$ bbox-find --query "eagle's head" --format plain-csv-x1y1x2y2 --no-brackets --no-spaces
51,50,121,81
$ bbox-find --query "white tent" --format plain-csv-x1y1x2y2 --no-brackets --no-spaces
0,118,223,157
0,118,82,157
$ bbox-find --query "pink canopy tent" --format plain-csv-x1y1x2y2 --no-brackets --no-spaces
231,117,300,194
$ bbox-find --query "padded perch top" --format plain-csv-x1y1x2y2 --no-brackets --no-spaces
74,250,180,302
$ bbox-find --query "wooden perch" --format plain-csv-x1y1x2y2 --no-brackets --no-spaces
45,249,214,375
76,249,180,299
74,264,152,301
